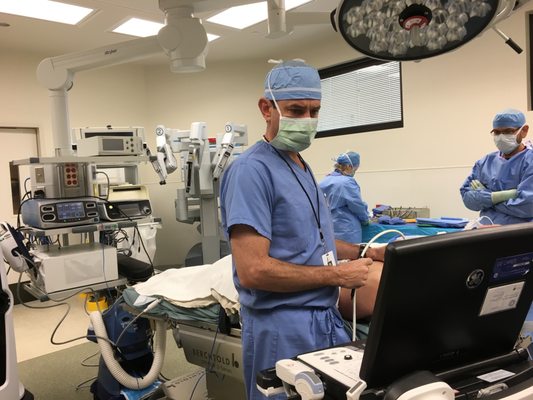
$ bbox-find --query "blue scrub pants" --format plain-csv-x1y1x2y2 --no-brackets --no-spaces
240,305,350,400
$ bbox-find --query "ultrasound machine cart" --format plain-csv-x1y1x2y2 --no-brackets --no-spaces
257,224,533,400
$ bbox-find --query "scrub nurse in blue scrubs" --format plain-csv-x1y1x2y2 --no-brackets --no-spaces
319,151,370,244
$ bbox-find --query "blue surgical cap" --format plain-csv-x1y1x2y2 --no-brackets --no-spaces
492,108,526,129
336,152,360,167
264,60,321,101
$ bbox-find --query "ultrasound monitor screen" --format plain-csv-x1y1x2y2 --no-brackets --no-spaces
359,223,533,389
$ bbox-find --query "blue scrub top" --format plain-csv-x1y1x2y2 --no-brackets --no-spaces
460,148,533,225
220,140,339,310
319,171,369,243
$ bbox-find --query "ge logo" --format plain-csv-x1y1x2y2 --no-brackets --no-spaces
466,269,485,289
155,126,165,136
225,124,232,133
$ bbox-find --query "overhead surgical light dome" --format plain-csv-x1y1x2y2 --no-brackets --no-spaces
334,0,519,61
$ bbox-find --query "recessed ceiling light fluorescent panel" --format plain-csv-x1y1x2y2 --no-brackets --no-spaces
0,0,93,25
207,0,312,29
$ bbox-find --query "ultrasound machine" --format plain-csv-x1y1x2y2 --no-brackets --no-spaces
258,223,533,400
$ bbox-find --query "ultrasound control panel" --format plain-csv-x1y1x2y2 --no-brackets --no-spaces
297,346,365,388
21,198,100,229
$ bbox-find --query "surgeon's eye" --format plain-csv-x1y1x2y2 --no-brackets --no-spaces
286,107,306,116
286,107,319,118
491,128,519,135
310,108,320,118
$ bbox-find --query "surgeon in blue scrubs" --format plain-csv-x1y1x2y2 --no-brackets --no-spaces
460,108,533,225
319,152,370,244
220,60,385,400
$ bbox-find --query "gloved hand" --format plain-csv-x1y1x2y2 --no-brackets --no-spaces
470,179,487,191
491,189,518,204
361,220,370,226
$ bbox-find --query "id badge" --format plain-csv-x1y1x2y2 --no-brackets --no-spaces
322,250,336,266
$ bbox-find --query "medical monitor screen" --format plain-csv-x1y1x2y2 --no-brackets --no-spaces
56,201,85,220
359,223,533,389
102,138,125,151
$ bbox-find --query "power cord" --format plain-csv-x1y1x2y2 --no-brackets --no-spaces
14,272,116,347
188,327,220,400
75,375,98,392
80,350,101,368
95,171,110,200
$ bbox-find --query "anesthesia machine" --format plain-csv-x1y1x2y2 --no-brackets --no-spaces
3,124,159,400
11,125,158,296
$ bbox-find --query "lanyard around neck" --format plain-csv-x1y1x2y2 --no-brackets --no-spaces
270,145,325,245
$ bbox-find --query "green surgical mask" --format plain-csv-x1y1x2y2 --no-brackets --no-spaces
270,116,318,152
266,68,319,153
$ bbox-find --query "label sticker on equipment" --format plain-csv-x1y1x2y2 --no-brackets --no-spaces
477,369,515,383
491,253,532,283
479,282,524,316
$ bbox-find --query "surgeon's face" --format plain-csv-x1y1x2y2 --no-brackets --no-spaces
260,98,321,140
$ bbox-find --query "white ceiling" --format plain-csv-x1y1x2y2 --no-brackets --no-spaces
0,0,341,66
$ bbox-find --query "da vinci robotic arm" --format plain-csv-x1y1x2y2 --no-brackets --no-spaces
152,122,247,185
151,122,247,265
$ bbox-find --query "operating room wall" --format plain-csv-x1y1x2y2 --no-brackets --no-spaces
0,50,149,157
2,3,533,268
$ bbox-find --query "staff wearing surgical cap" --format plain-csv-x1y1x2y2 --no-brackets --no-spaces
460,108,533,225
319,152,370,243
220,61,384,400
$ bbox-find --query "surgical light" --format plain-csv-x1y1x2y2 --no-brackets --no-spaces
333,0,525,61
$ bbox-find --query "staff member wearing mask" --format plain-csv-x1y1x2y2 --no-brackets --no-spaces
220,60,384,400
319,152,370,244
460,108,533,225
